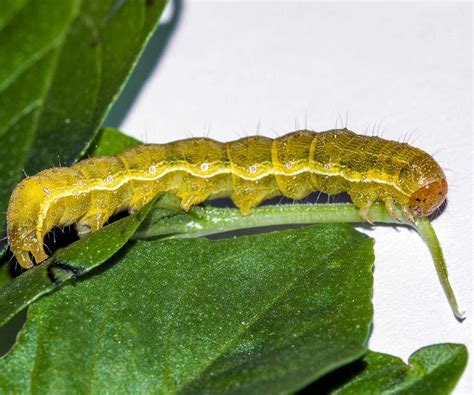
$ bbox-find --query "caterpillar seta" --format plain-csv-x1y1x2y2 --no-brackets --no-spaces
7,128,447,269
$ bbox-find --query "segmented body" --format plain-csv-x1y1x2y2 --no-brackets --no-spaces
7,129,447,269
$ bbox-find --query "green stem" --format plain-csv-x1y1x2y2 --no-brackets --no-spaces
413,218,464,320
133,198,463,320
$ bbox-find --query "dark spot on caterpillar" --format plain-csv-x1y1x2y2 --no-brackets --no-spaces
47,260,85,285
146,0,155,6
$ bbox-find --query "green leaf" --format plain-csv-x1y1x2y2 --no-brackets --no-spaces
0,0,27,30
0,224,374,393
315,344,468,394
0,263,12,289
0,0,167,252
0,197,156,328
87,127,141,157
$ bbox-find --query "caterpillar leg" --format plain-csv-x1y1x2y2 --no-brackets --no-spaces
30,240,49,264
231,176,280,216
75,212,109,237
383,197,415,223
402,205,416,223
233,196,260,216
128,196,152,213
175,174,229,212
13,238,48,269
358,206,375,225
15,252,34,270
384,198,401,221
175,178,210,211
8,229,49,269
179,193,209,212
349,188,378,224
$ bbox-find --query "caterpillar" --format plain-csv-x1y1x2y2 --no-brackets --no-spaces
7,128,447,269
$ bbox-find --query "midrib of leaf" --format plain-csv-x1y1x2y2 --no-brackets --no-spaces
0,2,80,152
0,34,67,93
172,240,356,393
0,99,41,138
395,351,457,391
0,0,84,160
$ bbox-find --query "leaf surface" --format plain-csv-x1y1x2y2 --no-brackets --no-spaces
0,224,374,393
87,126,141,157
314,344,468,395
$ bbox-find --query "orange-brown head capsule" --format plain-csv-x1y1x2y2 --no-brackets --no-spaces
409,178,448,216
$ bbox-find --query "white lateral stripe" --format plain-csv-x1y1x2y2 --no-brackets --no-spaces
37,165,410,233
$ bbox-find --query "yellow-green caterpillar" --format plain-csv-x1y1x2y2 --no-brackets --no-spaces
7,129,447,269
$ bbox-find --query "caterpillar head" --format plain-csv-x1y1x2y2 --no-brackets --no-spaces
409,178,448,216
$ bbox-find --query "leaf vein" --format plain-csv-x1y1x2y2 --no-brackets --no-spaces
0,99,42,138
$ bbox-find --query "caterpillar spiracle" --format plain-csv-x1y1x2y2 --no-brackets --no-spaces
7,128,447,269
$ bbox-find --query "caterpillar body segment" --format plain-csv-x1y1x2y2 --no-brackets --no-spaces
6,129,447,269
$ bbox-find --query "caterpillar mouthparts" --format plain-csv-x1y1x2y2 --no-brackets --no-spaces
6,128,447,269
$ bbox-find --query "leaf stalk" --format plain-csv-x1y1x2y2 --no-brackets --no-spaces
134,198,464,321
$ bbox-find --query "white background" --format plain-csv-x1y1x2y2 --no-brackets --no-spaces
109,1,473,393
